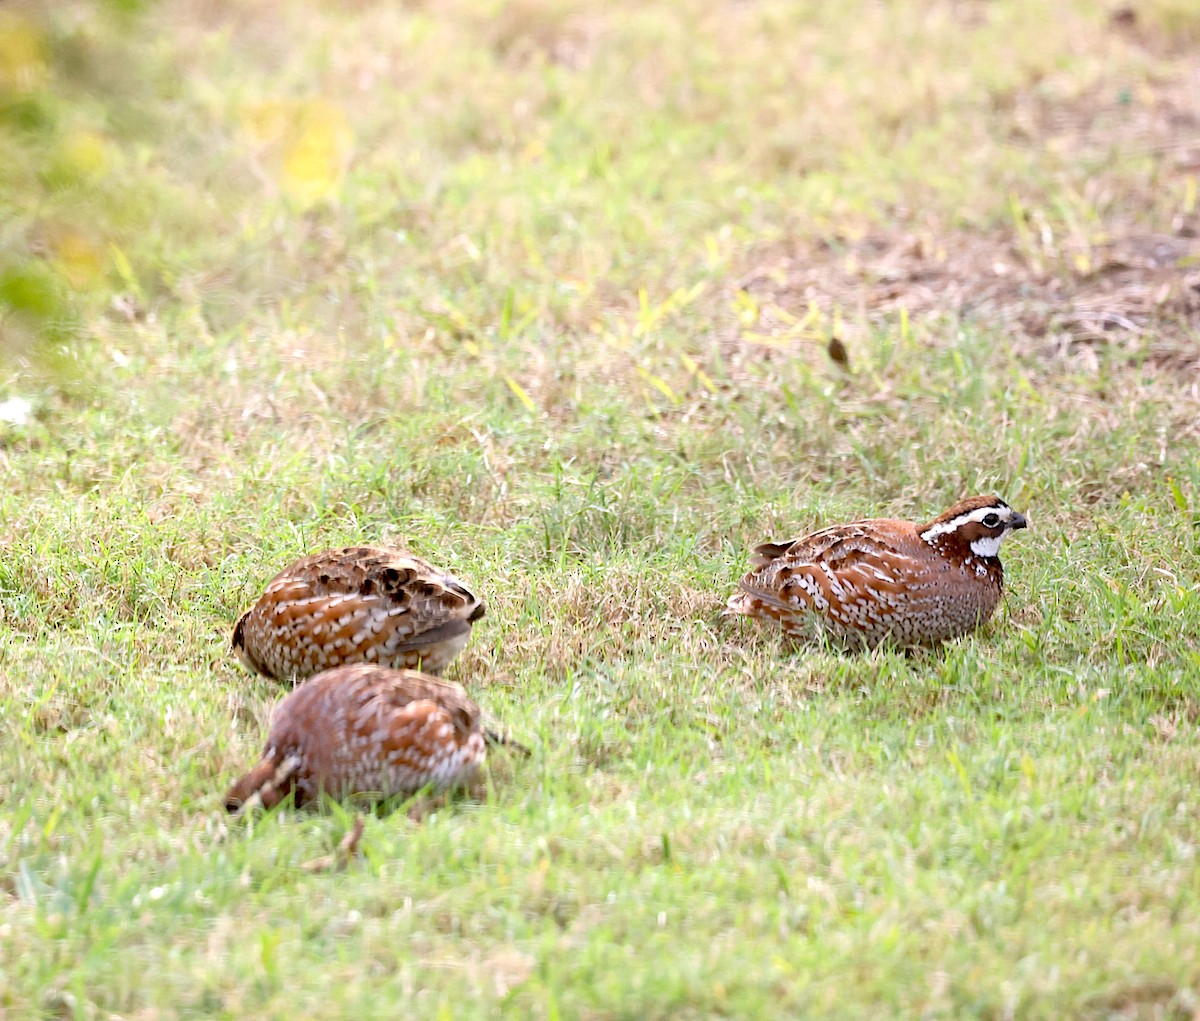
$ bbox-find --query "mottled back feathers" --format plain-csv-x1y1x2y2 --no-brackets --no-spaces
233,546,485,681
224,665,500,811
728,495,1027,649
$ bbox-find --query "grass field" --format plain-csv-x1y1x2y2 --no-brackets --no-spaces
3,0,1200,1017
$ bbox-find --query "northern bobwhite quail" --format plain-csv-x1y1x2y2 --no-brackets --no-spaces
232,546,484,681
727,495,1028,649
224,664,524,812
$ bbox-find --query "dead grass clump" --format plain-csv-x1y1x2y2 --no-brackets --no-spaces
1110,1,1200,56
737,223,1200,373
734,58,1200,378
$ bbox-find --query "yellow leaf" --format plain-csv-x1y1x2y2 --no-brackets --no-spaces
503,373,537,412
732,290,759,327
109,244,143,300
676,280,707,307
281,99,353,206
0,13,49,93
635,366,679,404
241,98,353,207
59,131,109,178
52,231,104,289
520,139,546,163
704,233,721,266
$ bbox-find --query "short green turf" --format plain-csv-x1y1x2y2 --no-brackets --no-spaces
2,1,1199,1018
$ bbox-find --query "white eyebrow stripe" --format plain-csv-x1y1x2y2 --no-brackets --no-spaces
919,505,1011,542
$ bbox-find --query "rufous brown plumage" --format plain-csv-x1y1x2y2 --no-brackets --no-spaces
232,546,484,681
224,664,524,811
727,495,1028,649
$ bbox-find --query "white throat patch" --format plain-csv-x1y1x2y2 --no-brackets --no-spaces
970,535,1003,558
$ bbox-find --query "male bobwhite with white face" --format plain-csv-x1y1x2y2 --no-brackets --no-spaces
727,495,1028,650
224,664,523,812
232,546,484,681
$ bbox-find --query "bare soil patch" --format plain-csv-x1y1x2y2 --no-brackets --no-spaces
736,64,1200,378
737,224,1200,371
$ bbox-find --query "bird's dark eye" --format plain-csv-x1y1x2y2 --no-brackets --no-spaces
982,512,1001,528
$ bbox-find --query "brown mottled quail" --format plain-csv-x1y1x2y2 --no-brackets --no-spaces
232,546,484,681
224,664,524,811
727,495,1028,649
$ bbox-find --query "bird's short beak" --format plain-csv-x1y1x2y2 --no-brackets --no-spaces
1010,512,1028,530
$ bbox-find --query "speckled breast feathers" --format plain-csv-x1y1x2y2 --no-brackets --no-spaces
727,495,1027,649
